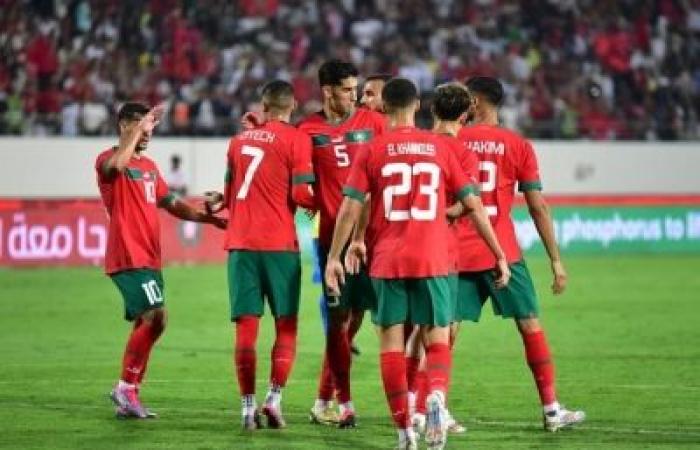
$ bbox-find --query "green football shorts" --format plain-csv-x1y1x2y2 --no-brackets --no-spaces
371,276,452,327
110,268,165,321
455,260,539,322
228,250,301,320
317,244,376,312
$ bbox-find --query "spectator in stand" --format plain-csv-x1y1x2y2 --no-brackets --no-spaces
0,0,697,140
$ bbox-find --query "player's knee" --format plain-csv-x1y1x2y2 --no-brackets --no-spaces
516,317,541,334
141,308,167,334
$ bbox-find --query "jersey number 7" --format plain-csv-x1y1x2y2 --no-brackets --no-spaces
236,145,265,199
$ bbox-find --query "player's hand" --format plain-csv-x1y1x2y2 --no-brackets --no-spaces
344,240,367,274
324,258,345,297
204,212,227,230
551,260,567,295
446,203,464,224
203,191,225,214
493,258,511,289
139,104,165,133
241,111,265,129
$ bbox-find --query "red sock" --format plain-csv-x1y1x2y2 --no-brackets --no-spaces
327,325,352,403
235,315,260,396
270,316,297,387
415,369,428,414
135,319,165,385
317,356,334,401
406,356,421,393
121,318,163,384
380,351,409,429
426,343,451,396
521,330,557,405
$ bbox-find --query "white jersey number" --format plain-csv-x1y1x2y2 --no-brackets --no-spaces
478,161,497,216
381,162,440,221
334,144,350,167
236,145,265,199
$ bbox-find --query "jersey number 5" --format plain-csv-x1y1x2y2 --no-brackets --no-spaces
237,145,264,199
334,144,350,167
382,162,439,221
479,161,497,216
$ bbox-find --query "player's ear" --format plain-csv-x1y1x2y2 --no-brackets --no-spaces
321,85,332,100
414,99,421,114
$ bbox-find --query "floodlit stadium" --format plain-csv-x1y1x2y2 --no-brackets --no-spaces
1,1,699,449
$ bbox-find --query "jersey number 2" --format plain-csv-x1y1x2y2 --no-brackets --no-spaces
479,161,497,216
237,145,264,199
382,162,439,221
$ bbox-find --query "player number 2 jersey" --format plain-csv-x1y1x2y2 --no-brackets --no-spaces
455,124,542,271
344,126,476,279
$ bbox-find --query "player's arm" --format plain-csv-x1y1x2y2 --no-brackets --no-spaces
290,133,317,210
523,190,566,294
161,197,227,229
458,189,510,288
101,105,164,175
325,196,364,296
345,194,370,274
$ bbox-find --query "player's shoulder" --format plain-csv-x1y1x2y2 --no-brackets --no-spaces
296,111,325,131
95,147,115,164
355,107,385,123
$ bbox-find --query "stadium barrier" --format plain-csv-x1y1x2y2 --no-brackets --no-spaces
2,196,700,267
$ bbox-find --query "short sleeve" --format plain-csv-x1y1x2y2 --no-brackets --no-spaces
291,131,315,185
95,151,115,183
342,145,370,202
517,139,542,192
446,145,478,200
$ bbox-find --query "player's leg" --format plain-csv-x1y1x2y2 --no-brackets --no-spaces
348,309,364,355
488,260,585,431
325,305,355,427
109,269,166,419
310,244,339,425
228,250,265,430
261,251,302,429
372,278,417,449
411,277,453,450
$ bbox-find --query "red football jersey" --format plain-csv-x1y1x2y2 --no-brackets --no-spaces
223,120,314,251
297,108,386,247
436,133,480,273
95,148,174,274
454,124,542,271
344,126,476,279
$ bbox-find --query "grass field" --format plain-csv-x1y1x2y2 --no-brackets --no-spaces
1,255,700,449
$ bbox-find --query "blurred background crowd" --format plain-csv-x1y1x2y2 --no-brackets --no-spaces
0,0,698,140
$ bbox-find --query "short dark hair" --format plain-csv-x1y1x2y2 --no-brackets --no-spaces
464,77,504,106
318,59,359,87
261,80,295,111
432,82,472,121
382,78,418,112
366,73,392,83
117,102,150,124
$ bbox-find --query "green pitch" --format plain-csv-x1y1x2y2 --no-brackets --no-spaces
1,255,699,449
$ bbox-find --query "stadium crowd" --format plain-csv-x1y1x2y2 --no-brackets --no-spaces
0,0,698,140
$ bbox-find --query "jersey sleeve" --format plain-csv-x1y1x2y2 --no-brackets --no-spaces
155,166,176,207
291,131,315,184
446,146,478,200
456,141,480,189
517,139,542,192
342,145,370,203
95,151,115,183
223,139,236,208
